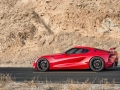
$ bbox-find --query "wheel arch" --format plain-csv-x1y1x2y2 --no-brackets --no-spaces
89,54,109,68
89,56,105,64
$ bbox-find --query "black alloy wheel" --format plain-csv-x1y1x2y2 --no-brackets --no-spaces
90,57,104,71
37,58,49,71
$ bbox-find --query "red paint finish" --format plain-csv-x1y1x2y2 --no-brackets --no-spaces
33,46,118,71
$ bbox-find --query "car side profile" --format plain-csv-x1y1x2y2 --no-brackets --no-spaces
33,46,118,72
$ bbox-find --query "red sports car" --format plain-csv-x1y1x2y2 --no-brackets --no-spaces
33,46,118,71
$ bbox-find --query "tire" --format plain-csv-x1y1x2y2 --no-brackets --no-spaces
37,58,49,71
90,57,104,72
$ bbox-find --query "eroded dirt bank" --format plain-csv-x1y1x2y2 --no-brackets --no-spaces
0,0,120,66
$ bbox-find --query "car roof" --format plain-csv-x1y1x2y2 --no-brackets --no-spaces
74,46,109,52
74,46,94,49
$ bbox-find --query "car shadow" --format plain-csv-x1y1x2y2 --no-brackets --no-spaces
46,69,92,72
103,67,120,72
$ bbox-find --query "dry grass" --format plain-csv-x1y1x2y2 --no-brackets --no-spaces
0,74,120,90
0,74,12,87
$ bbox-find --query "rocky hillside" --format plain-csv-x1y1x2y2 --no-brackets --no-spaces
0,0,120,66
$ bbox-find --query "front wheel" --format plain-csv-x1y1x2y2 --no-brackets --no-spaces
90,57,104,72
37,58,49,71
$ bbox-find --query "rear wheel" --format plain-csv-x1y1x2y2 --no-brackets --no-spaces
90,57,104,72
37,58,49,71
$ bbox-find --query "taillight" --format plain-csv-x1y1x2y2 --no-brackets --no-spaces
108,54,112,62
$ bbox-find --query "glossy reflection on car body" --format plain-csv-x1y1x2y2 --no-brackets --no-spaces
33,46,118,72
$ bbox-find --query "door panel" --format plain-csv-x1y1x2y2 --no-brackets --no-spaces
53,53,87,68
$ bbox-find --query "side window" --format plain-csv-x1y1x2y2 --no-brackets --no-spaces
75,49,89,54
65,48,89,54
74,49,83,54
65,48,78,54
82,49,89,53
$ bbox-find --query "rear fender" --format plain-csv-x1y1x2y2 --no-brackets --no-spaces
89,54,110,69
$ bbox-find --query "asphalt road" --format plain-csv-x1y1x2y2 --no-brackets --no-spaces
0,66,120,84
